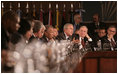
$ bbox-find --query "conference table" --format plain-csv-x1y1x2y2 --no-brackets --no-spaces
74,51,117,73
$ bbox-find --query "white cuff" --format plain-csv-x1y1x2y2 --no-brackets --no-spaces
88,38,92,41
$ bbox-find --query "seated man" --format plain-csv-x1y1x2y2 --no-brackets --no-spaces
41,25,54,43
65,26,92,72
57,23,73,41
77,26,92,48
101,25,117,51
53,28,58,40
92,28,106,47
29,20,45,42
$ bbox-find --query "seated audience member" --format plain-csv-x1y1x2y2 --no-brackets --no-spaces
88,13,106,37
53,28,59,40
57,23,73,41
1,10,20,73
12,19,33,73
101,25,117,51
92,28,106,47
12,18,33,53
77,26,92,48
41,25,54,43
13,18,33,44
29,20,45,42
65,26,92,73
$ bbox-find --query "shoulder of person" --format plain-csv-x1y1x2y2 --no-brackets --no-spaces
11,32,21,44
101,35,109,43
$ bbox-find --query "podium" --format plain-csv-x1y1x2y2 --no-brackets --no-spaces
74,51,117,73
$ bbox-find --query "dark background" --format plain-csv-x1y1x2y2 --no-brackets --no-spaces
1,1,117,26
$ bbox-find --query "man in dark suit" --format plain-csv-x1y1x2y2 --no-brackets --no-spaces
92,28,106,47
74,26,93,48
29,20,45,42
101,25,117,51
88,13,106,37
73,13,83,32
66,26,93,72
56,23,73,41
41,25,54,43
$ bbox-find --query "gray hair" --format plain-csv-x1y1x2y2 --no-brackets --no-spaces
79,26,88,31
45,25,53,32
33,20,45,33
63,23,73,30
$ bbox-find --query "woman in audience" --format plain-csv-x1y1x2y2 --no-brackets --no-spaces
13,18,33,52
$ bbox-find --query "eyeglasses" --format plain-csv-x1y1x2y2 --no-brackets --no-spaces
109,30,116,33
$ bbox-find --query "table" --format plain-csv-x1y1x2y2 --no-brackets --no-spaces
74,51,117,73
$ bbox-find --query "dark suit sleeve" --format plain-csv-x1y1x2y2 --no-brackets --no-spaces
72,34,79,40
1,28,9,50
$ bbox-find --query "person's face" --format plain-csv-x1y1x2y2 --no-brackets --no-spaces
64,25,73,36
75,15,81,24
8,17,20,33
93,15,99,22
98,29,106,38
79,27,88,38
31,21,35,28
16,17,20,31
53,29,58,37
37,28,45,38
45,27,54,39
107,28,116,36
25,28,33,40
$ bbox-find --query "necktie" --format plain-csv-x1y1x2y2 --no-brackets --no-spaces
81,38,85,48
111,39,116,48
76,24,79,30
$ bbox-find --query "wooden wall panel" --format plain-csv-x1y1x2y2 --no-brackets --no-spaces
84,59,98,73
100,58,117,73
74,51,117,73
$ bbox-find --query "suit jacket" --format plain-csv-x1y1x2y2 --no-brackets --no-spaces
73,23,85,32
40,35,49,43
101,35,117,45
102,35,117,43
72,34,91,43
101,35,117,50
29,35,41,43
1,26,9,50
56,32,72,41
72,34,94,51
